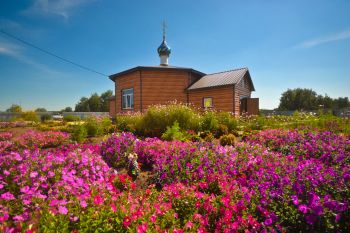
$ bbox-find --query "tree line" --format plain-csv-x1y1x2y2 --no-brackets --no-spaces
278,88,350,111
4,90,113,113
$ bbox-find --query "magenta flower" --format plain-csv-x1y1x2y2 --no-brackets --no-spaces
298,204,308,214
1,192,15,200
58,206,68,215
291,195,299,205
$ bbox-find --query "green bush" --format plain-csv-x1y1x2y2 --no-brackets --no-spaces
215,124,229,138
200,111,219,132
63,115,80,122
216,112,237,132
100,117,112,134
137,103,200,137
161,121,186,141
84,117,101,137
219,134,237,146
41,114,52,122
21,111,40,122
116,114,142,133
71,125,88,142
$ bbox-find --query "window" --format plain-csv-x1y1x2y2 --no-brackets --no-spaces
122,88,134,109
203,97,213,109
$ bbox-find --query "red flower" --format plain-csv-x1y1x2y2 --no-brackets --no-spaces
123,216,131,228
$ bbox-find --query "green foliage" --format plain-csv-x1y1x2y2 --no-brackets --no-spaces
278,88,350,111
75,90,113,112
21,111,39,122
63,115,80,122
219,134,237,146
137,103,200,137
216,111,237,132
35,108,47,112
40,114,52,122
71,124,88,142
116,113,142,133
215,124,228,138
84,117,101,137
6,104,22,113
201,111,219,132
62,107,73,112
161,121,187,141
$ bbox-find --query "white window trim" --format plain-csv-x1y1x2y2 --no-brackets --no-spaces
122,88,134,110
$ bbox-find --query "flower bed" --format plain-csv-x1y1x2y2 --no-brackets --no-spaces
15,130,70,149
0,129,349,232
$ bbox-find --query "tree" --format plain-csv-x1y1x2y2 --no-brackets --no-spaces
6,104,22,113
75,97,90,112
334,97,350,109
88,93,101,112
74,90,113,112
100,90,113,112
62,107,73,112
278,88,318,111
279,88,350,111
35,108,47,112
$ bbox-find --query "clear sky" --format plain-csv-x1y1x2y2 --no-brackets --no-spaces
0,0,349,111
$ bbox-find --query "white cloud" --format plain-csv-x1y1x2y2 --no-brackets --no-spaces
0,40,58,74
297,28,350,48
23,0,94,19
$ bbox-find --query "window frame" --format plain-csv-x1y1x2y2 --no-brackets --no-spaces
121,88,134,110
203,97,213,109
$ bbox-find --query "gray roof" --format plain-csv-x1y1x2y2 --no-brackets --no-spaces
187,67,254,91
109,65,205,81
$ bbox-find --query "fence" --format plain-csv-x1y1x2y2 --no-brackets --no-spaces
0,112,109,121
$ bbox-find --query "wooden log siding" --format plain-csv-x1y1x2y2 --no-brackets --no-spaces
188,86,234,113
140,70,189,110
234,73,253,115
115,71,141,112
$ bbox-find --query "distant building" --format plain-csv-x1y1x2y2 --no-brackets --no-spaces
109,31,258,117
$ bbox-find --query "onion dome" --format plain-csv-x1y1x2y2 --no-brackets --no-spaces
157,38,171,56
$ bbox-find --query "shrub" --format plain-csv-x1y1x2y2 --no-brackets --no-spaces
215,124,229,138
40,114,52,122
71,125,88,142
201,111,219,132
21,111,39,122
137,103,200,137
100,117,112,134
219,133,237,146
216,111,237,132
84,117,101,137
63,115,80,122
161,121,187,141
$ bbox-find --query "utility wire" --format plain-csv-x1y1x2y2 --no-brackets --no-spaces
0,29,108,77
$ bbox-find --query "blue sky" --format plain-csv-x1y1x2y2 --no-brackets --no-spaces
0,0,349,111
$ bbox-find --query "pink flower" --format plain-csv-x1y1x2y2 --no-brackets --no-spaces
291,195,299,205
93,195,103,205
30,171,38,178
123,216,131,227
80,200,87,208
298,204,308,214
1,192,15,200
185,220,193,229
110,203,117,212
136,223,148,233
150,214,157,223
58,206,68,215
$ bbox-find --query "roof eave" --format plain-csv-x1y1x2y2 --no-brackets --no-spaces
109,66,205,81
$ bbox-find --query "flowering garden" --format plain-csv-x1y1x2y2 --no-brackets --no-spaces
0,110,350,232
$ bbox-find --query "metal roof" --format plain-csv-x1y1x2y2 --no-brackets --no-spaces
187,67,255,91
109,66,205,81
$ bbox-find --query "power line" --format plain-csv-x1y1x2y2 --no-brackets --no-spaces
0,29,108,77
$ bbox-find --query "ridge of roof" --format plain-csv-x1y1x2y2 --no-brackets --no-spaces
206,67,248,76
109,65,206,81
187,67,253,91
